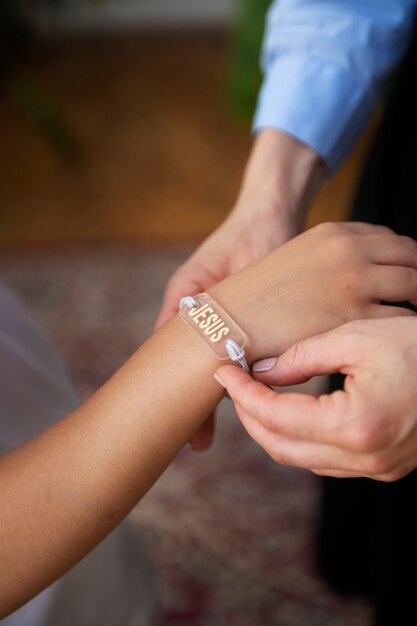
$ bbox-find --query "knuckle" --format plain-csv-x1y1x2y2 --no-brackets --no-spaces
400,235,417,254
365,452,394,477
335,234,360,261
243,379,275,413
284,340,314,380
314,223,366,266
378,471,400,483
249,381,268,405
263,436,292,466
269,444,292,467
399,266,415,284
375,474,392,483
325,232,361,266
371,224,394,235
404,267,417,290
313,222,346,245
345,421,386,454
314,221,338,235
378,466,408,483
287,339,307,368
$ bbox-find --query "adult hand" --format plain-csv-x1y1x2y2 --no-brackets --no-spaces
215,317,417,482
155,129,323,329
156,203,295,452
155,129,324,450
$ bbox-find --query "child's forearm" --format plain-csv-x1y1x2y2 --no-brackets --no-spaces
0,315,226,617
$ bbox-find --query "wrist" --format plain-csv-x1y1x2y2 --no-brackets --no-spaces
235,128,325,231
177,286,267,368
207,235,311,364
207,265,289,365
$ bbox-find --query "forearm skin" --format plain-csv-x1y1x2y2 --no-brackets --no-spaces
0,316,225,616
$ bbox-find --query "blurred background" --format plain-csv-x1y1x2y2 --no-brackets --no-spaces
0,0,376,246
0,1,375,624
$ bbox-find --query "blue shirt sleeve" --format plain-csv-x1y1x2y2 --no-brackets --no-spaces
254,0,417,172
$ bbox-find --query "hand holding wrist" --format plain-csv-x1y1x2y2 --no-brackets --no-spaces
155,131,321,331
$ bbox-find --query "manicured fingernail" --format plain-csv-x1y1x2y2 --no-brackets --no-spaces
214,372,227,388
252,357,277,373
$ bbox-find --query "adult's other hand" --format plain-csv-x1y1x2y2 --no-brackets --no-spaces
215,317,417,482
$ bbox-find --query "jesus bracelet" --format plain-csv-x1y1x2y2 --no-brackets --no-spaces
178,293,250,372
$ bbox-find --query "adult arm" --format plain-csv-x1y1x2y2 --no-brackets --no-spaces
155,129,324,329
157,0,417,329
156,2,416,452
256,0,417,172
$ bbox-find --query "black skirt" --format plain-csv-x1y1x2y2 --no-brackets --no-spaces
317,28,417,626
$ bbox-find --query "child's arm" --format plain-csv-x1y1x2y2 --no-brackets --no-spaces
1,221,417,616
0,315,225,617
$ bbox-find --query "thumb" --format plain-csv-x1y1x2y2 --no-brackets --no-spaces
252,327,356,387
214,364,278,411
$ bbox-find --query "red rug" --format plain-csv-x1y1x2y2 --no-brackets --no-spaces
0,245,372,626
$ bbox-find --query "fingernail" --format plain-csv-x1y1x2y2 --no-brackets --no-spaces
214,372,227,388
252,357,277,373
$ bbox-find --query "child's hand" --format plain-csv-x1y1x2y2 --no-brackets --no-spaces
209,222,417,362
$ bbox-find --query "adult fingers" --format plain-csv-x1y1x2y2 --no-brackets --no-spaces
215,366,317,420
236,405,383,475
368,266,417,307
313,469,370,478
366,233,417,269
215,365,351,446
252,328,355,387
367,304,417,319
340,222,393,235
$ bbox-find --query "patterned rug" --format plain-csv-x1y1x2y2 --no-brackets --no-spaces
0,245,372,626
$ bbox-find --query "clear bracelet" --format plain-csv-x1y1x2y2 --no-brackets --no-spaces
179,293,250,372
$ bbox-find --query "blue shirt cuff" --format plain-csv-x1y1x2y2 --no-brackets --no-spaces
253,53,379,173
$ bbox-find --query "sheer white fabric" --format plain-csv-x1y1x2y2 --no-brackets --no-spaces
0,282,155,626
